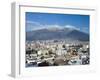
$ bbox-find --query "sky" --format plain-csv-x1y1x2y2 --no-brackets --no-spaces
26,12,89,34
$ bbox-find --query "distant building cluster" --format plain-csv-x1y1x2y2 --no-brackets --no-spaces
25,40,89,67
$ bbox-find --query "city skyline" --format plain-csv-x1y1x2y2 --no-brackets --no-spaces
25,12,90,67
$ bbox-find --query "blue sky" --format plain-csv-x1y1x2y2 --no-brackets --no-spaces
26,12,89,34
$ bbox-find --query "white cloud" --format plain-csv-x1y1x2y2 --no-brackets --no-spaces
64,25,80,31
26,21,42,27
44,24,63,29
26,21,64,31
26,21,44,31
26,21,81,32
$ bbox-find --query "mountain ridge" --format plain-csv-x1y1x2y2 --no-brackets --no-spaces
26,27,89,41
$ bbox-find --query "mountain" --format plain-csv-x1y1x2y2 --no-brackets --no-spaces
26,27,89,41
